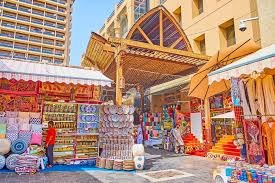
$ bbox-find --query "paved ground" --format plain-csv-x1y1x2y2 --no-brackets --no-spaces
0,148,224,183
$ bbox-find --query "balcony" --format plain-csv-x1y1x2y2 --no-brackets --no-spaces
28,56,40,61
56,42,64,47
32,10,44,16
58,8,66,13
42,50,53,54
29,37,41,43
4,3,17,10
57,16,65,21
19,0,33,4
57,24,65,30
33,2,45,8
0,43,13,48
3,13,16,19
18,7,31,13
45,13,56,19
16,25,29,31
58,0,66,5
43,40,54,45
2,23,15,28
55,52,63,56
14,45,28,50
29,47,41,52
16,35,28,41
46,5,57,11
56,33,64,39
13,54,26,60
45,22,56,28
31,28,43,34
44,31,55,37
0,33,14,39
0,52,11,58
32,19,43,25
18,16,30,22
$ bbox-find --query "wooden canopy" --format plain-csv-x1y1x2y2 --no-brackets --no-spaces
82,6,210,103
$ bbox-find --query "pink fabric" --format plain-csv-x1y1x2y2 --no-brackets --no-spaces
30,133,42,145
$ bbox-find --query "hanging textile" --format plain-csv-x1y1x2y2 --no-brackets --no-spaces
256,78,266,122
262,121,275,165
238,80,252,119
246,79,258,116
231,78,241,106
262,75,275,117
243,119,265,165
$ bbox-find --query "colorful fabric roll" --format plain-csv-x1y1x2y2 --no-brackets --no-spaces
18,131,32,145
29,118,41,125
6,132,18,142
0,155,5,169
6,154,19,170
7,122,19,132
11,139,28,154
6,112,18,118
30,124,42,134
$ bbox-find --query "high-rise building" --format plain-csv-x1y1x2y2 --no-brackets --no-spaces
99,0,261,56
0,0,74,65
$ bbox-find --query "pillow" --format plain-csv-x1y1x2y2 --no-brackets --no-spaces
0,117,6,124
18,112,30,119
6,111,18,118
19,123,30,131
29,118,41,125
30,133,42,146
6,132,18,142
7,123,18,132
18,118,29,124
0,124,7,134
7,118,17,125
30,124,42,134
18,131,32,145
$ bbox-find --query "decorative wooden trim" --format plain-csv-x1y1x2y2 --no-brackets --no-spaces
170,37,183,49
137,26,153,45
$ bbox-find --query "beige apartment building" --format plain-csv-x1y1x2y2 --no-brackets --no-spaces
0,0,74,65
99,0,261,56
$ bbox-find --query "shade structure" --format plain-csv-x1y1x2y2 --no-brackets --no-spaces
208,44,275,84
0,59,112,87
188,39,261,99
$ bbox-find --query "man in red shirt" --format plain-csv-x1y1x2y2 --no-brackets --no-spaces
45,121,56,168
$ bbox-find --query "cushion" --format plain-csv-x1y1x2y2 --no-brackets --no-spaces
7,123,18,132
30,124,42,134
0,124,6,134
18,112,30,119
29,118,41,125
19,123,30,131
29,113,41,118
18,131,32,145
11,139,28,154
30,133,42,146
7,118,17,125
6,132,18,142
18,118,29,124
0,117,7,124
6,111,18,118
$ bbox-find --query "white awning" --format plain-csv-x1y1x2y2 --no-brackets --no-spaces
0,59,112,87
208,44,275,84
212,111,235,119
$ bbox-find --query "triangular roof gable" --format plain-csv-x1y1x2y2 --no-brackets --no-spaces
127,6,192,51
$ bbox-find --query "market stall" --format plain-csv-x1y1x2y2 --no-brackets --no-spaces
0,59,112,174
208,44,275,166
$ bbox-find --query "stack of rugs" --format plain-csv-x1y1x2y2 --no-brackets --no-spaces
15,155,39,175
105,159,114,169
113,159,123,170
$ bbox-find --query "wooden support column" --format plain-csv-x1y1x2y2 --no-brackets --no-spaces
115,53,123,106
159,10,163,47
204,98,212,146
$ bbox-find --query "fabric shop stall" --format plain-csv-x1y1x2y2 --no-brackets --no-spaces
0,59,112,174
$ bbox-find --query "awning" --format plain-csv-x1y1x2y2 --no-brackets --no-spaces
211,111,235,119
146,74,192,95
0,59,112,87
208,44,275,84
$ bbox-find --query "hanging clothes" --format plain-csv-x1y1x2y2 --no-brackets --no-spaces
246,79,258,116
256,78,266,122
238,80,252,119
262,75,275,117
262,121,275,165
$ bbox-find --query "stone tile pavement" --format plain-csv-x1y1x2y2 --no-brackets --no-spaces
0,148,224,183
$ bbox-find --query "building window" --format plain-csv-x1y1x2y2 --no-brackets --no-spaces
173,7,182,25
192,0,203,18
134,0,149,22
219,19,236,48
120,15,128,37
194,34,206,54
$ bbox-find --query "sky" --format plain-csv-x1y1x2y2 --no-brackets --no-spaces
70,0,118,66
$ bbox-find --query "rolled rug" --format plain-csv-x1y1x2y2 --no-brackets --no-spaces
0,155,5,169
6,154,19,170
0,139,11,155
11,139,27,154
6,132,18,142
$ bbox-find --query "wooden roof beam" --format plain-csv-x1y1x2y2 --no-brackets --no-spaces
137,26,153,45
